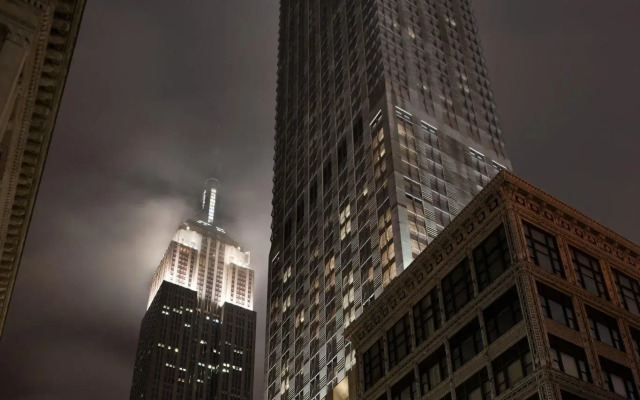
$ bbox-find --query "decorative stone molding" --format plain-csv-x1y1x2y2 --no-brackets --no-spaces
0,0,86,338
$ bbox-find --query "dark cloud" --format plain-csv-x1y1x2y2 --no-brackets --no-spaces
0,1,638,399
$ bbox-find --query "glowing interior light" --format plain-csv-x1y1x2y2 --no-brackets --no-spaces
208,189,217,224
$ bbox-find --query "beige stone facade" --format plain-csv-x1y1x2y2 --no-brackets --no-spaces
0,0,85,338
345,171,639,400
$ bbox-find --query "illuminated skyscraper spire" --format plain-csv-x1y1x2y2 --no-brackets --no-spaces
200,178,219,225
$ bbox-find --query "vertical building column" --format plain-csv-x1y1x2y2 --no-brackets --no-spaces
0,27,28,138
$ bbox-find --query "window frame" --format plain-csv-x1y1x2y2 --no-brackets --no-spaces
450,319,483,371
483,287,523,344
413,288,441,346
549,335,591,383
492,338,533,395
599,357,639,399
571,247,609,300
363,338,385,390
391,372,416,400
455,368,492,400
538,283,578,330
473,224,511,291
418,347,448,395
442,258,474,319
387,314,412,370
523,221,565,277
613,269,640,316
586,306,624,351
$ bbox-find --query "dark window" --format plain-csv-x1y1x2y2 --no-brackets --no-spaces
473,225,511,291
561,391,588,400
337,138,348,169
571,247,608,300
537,283,577,329
450,319,483,371
353,116,364,147
483,287,522,344
363,339,385,390
413,289,441,346
613,269,640,316
549,335,591,383
442,258,474,319
0,24,7,53
323,160,333,186
630,328,640,359
296,199,305,224
586,306,624,351
387,314,412,369
455,368,492,400
523,222,564,277
418,347,448,395
377,396,388,400
600,357,639,399
439,396,452,400
492,338,533,395
309,179,318,209
284,218,292,242
526,395,540,400
391,372,415,400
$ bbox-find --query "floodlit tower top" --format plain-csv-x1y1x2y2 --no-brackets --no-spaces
200,178,220,225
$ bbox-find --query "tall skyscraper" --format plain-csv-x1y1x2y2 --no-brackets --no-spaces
0,0,86,339
266,1,511,399
130,180,256,400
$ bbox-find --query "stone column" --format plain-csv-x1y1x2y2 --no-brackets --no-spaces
0,26,28,138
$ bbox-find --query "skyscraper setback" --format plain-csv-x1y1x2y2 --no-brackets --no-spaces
130,180,256,400
266,1,511,399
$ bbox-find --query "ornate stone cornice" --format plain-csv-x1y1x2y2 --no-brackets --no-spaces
0,0,86,338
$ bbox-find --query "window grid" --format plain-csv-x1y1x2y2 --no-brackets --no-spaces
571,247,609,300
614,270,640,316
549,336,591,383
363,339,385,390
418,347,448,395
387,314,412,369
450,319,483,371
523,222,564,277
483,287,523,344
538,283,577,330
492,338,533,395
413,289,441,346
473,225,511,291
586,306,624,351
600,357,639,399
442,258,474,319
455,368,492,400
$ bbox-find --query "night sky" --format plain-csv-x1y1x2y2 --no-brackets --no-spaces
0,1,638,399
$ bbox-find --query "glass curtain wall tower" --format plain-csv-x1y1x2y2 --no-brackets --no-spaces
266,1,511,400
